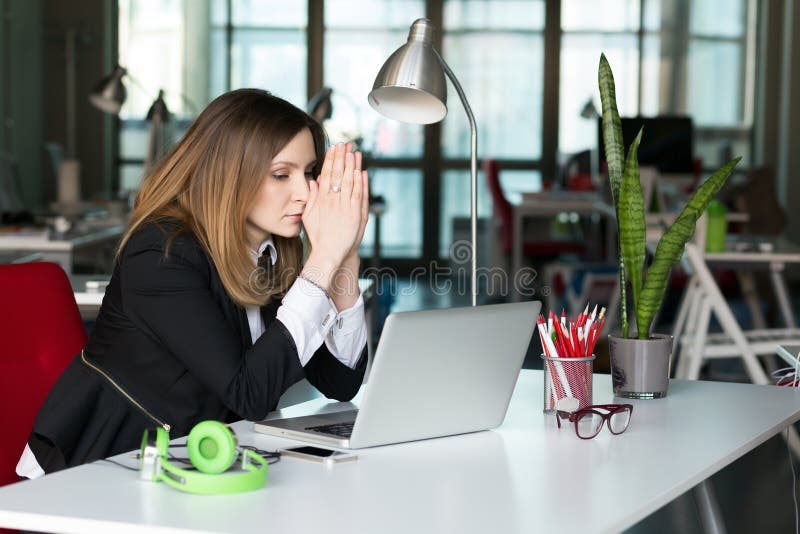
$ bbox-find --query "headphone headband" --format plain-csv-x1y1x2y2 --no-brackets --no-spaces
140,422,268,494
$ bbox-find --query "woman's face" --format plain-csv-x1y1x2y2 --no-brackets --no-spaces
245,127,317,247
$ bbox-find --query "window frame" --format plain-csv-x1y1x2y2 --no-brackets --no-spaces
115,0,756,271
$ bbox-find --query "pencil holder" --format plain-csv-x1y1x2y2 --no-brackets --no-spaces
541,355,595,414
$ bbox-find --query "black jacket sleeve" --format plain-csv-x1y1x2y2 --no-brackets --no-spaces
118,227,365,420
119,230,301,420
305,343,369,401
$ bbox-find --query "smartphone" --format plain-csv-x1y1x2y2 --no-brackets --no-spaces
279,445,358,464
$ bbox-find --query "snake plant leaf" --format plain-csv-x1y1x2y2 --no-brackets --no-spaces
598,53,628,337
619,127,646,315
636,157,741,338
598,54,624,206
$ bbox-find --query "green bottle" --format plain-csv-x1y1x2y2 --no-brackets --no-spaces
705,199,728,252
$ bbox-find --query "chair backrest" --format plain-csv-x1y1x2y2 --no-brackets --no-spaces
0,262,86,486
483,158,513,252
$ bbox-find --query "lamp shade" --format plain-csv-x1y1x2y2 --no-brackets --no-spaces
580,98,599,119
308,87,333,122
89,65,127,115
368,18,447,124
146,89,170,123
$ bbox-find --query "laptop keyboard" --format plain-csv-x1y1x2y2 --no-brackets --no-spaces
305,421,354,438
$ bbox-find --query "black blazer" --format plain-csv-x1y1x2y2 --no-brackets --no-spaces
29,221,367,471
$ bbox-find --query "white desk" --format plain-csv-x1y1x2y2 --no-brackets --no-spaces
1,371,799,534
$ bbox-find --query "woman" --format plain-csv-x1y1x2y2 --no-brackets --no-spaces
17,89,370,477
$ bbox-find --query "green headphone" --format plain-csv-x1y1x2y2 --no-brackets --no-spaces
139,420,268,494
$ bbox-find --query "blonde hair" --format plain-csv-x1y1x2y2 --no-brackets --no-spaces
118,89,326,307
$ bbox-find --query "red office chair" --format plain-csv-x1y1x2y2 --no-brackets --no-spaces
0,262,87,488
484,158,584,257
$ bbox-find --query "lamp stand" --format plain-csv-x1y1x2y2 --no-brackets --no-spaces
433,49,478,307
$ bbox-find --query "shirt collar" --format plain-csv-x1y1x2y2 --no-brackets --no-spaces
249,237,277,266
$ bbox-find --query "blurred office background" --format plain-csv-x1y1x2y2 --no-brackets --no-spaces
3,2,800,531
2,0,798,271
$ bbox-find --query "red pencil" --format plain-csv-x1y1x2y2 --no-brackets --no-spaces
564,321,573,357
578,304,589,329
571,322,581,357
586,323,597,356
557,323,572,357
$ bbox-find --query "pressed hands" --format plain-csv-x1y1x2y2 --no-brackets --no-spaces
301,142,369,311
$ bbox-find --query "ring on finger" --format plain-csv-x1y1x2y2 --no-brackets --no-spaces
331,184,341,193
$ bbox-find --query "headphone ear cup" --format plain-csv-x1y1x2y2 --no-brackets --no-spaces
186,420,237,475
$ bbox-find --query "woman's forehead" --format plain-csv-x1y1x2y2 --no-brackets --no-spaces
271,128,316,166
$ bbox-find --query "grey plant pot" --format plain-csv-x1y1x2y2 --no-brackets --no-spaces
608,333,673,399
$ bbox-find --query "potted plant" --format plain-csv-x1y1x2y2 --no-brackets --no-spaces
597,53,739,398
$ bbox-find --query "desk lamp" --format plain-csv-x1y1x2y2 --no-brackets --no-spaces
89,65,128,114
368,18,479,306
144,90,172,172
307,87,334,122
90,66,189,174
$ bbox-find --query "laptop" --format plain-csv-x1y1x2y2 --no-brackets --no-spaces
254,301,540,449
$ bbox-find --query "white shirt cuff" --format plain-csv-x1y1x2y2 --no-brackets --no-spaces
277,277,336,367
277,278,368,369
16,444,45,480
324,294,368,368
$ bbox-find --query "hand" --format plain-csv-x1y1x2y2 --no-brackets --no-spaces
344,150,369,262
301,142,365,290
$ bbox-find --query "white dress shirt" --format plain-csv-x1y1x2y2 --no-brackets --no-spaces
248,238,367,368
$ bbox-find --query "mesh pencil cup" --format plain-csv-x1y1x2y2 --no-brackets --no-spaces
541,355,595,414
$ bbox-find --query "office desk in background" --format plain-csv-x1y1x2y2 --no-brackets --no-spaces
511,192,616,299
1,371,799,534
0,224,124,275
702,236,800,329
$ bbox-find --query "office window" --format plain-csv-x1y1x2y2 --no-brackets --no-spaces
116,0,757,266
558,0,753,172
118,0,190,190
439,0,545,256
118,0,308,191
323,0,425,155
118,0,187,121
683,0,751,170
439,170,491,257
441,0,545,159
559,0,642,155
360,169,424,258
228,0,307,107
324,0,426,257
688,0,751,169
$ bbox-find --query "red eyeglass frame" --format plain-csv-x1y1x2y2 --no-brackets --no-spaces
555,403,634,440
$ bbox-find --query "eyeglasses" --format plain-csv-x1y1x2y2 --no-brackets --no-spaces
555,404,633,439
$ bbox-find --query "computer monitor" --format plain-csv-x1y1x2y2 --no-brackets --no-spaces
597,116,694,174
